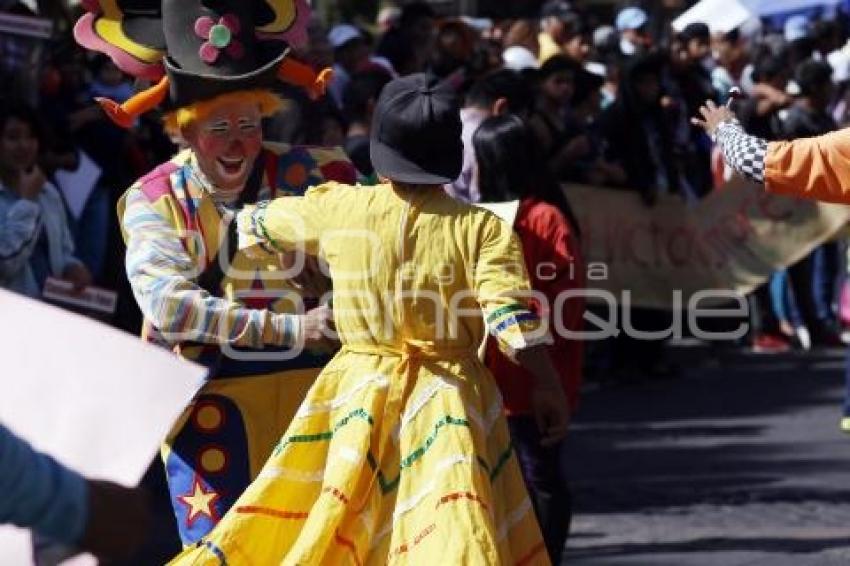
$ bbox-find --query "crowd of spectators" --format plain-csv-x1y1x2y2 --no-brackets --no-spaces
4,0,850,366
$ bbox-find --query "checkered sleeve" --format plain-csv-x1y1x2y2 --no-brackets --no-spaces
715,119,768,185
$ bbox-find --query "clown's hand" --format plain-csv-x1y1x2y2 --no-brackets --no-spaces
278,252,331,298
691,99,735,138
300,304,336,349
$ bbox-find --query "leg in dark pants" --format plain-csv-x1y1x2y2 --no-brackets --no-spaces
840,350,850,420
812,242,840,321
508,415,571,565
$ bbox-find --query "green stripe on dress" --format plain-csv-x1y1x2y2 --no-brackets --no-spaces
486,303,528,324
254,210,287,253
273,408,374,455
489,442,514,481
274,411,511,496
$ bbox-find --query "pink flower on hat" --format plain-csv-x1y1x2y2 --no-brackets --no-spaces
195,14,244,64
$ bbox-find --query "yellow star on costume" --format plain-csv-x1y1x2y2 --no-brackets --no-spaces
178,476,221,527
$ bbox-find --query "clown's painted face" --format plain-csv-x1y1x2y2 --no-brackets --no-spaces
183,99,263,192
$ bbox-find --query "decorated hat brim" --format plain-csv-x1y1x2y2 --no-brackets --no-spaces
163,48,289,109
121,15,166,51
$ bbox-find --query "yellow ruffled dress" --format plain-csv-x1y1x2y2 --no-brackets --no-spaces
171,183,552,565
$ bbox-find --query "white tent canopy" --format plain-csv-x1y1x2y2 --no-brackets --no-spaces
672,0,753,34
673,0,844,34
746,0,843,17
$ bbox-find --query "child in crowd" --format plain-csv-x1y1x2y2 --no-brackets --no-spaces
0,101,91,299
475,114,585,564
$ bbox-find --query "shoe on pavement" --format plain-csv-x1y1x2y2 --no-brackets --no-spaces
841,417,850,433
794,326,811,351
751,333,791,354
811,320,845,348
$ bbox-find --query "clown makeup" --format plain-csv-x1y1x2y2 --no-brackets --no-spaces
183,100,263,192
203,117,261,136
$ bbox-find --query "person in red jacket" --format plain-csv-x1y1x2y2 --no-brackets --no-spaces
473,114,585,564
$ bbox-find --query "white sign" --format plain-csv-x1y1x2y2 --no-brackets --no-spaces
0,290,206,565
43,277,117,316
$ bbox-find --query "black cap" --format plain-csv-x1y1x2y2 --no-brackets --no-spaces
680,22,710,43
370,73,463,185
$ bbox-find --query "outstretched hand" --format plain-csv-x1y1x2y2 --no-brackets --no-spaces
530,382,570,447
691,99,735,138
515,345,571,446
301,304,337,348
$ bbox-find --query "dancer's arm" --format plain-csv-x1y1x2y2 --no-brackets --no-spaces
694,100,850,203
515,346,571,446
474,213,569,445
236,183,347,256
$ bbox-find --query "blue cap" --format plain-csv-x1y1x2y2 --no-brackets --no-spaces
616,7,648,32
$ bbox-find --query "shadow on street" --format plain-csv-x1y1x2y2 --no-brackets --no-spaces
564,346,850,565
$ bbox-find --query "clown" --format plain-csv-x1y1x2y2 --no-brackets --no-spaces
73,0,356,545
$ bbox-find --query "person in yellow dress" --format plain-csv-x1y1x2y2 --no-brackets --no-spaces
171,73,570,565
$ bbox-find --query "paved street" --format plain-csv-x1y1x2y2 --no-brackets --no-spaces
564,345,850,565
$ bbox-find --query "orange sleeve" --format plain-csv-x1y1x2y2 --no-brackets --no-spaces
765,129,850,203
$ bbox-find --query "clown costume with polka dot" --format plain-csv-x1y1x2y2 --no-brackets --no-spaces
73,0,356,545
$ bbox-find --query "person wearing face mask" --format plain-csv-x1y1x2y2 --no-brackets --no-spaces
73,0,356,547
616,6,652,59
711,28,749,103
0,101,92,298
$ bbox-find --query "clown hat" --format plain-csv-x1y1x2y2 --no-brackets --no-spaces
74,0,328,127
